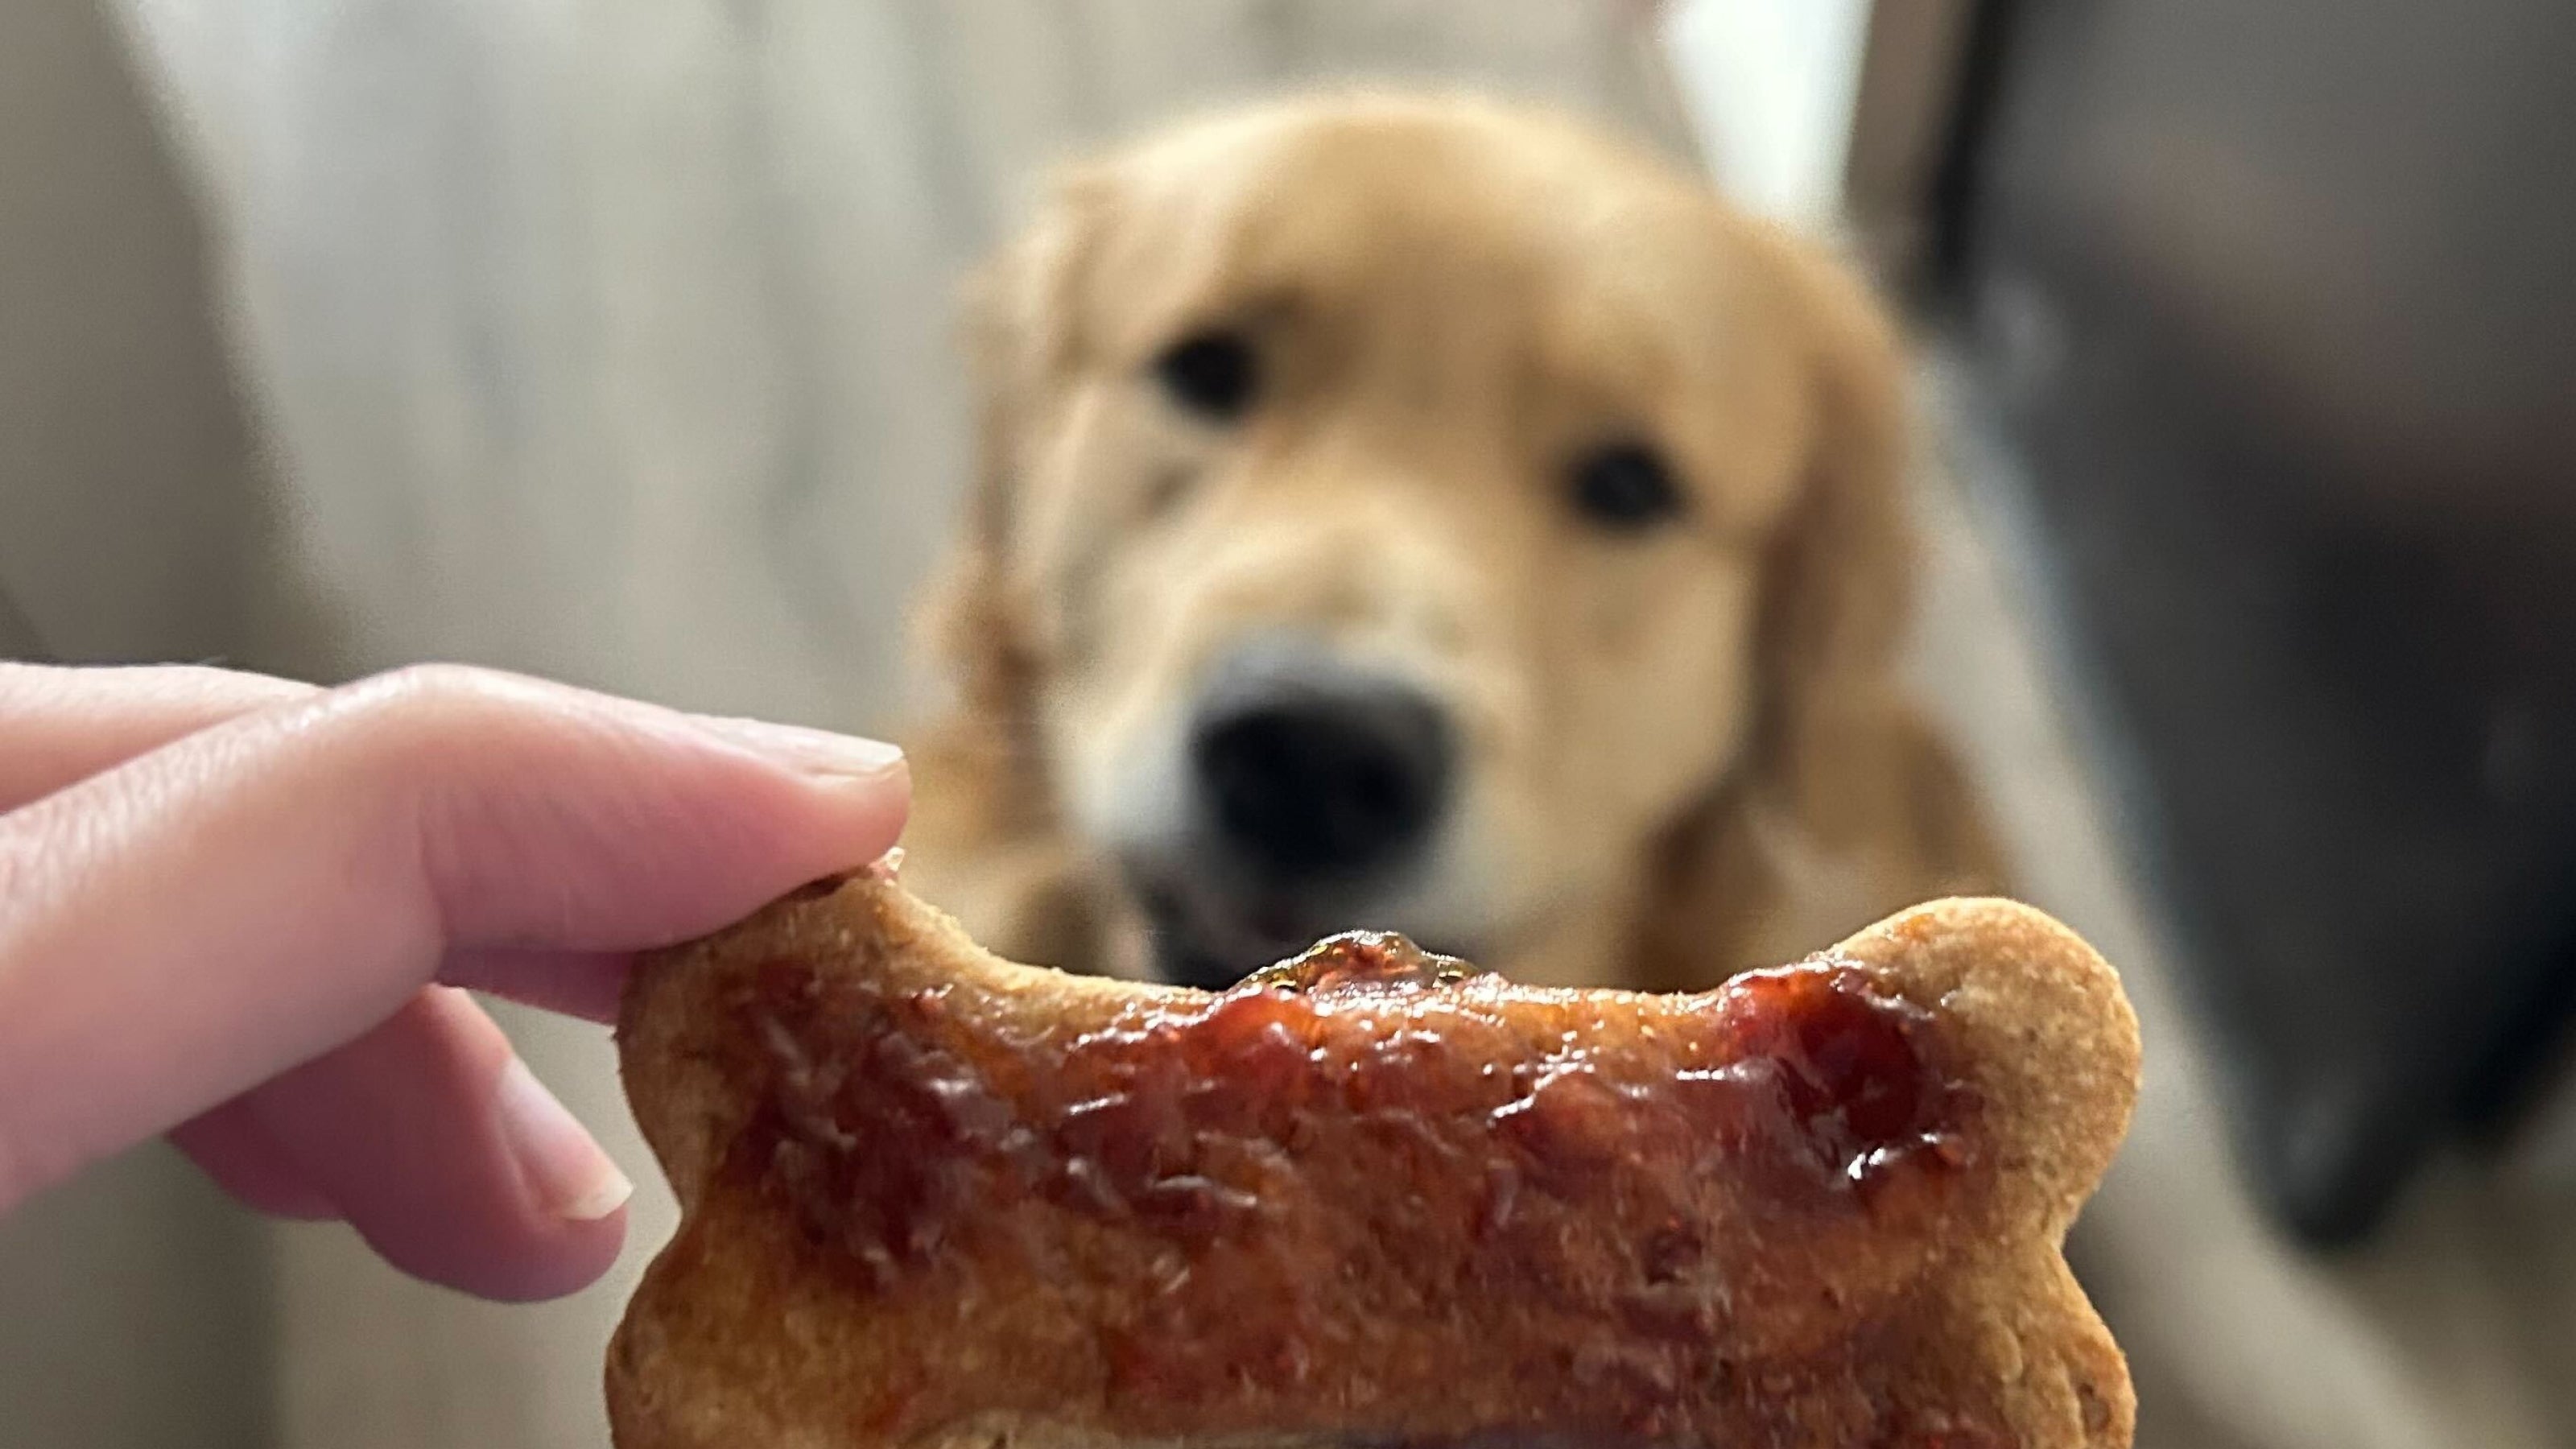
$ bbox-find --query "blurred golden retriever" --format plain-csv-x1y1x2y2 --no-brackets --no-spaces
899,93,2005,992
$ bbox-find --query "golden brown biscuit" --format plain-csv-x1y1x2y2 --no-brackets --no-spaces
609,865,2137,1448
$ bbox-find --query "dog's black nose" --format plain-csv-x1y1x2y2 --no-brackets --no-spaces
1191,675,1453,883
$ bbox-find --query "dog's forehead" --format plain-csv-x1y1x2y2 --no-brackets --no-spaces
1088,100,1771,349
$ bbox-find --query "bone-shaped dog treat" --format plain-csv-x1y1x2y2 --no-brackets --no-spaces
608,868,2138,1449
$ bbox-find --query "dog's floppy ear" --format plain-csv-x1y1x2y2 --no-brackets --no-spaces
899,167,1129,974
916,164,1111,729
1634,231,2007,989
1748,230,1923,836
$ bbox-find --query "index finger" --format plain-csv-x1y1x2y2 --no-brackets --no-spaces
0,664,907,1209
0,663,316,811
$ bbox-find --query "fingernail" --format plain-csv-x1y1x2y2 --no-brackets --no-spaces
691,716,906,779
494,1058,633,1222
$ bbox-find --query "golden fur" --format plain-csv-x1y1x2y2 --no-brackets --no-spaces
898,92,2006,991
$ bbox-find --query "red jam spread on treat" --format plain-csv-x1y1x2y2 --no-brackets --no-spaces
730,931,1984,1446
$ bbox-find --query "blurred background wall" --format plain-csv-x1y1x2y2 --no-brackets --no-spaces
0,0,279,1443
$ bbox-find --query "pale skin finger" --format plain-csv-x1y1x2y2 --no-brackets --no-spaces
3,663,340,1216
0,663,633,1018
0,663,316,811
241,985,629,1301
2,663,671,1222
167,1099,341,1220
0,663,876,1240
165,954,629,1238
0,663,909,1297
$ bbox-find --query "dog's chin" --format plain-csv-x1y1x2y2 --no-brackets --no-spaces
1131,878,1334,990
1125,864,1476,991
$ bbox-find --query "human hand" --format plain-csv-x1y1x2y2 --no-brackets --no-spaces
0,663,908,1300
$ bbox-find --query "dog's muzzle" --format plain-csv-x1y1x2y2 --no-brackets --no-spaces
1144,641,1457,989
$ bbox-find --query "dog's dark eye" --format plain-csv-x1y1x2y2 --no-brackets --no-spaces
1154,329,1260,421
1568,443,1686,531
